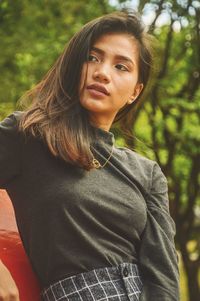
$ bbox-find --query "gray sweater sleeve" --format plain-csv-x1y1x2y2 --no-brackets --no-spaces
139,163,180,301
0,112,22,188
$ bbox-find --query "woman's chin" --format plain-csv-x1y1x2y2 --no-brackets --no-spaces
80,99,106,113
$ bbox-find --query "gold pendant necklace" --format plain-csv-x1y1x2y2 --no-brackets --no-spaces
91,144,114,169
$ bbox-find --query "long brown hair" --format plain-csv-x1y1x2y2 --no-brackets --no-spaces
19,10,153,170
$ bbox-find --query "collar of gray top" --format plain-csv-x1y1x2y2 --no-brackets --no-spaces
92,126,115,146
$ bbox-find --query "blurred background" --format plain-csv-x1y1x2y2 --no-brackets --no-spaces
0,0,199,300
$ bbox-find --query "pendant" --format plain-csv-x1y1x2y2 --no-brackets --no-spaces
92,158,101,169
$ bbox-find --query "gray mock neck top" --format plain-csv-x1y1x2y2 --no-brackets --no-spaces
0,112,179,300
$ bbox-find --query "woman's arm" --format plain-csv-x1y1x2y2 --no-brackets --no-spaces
0,112,22,189
0,113,23,299
139,162,179,301
0,260,20,301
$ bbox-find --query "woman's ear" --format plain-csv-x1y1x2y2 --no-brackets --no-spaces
132,83,144,100
127,83,144,105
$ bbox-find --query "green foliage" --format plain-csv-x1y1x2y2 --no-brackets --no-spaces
0,0,113,104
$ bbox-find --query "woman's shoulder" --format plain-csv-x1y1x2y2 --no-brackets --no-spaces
0,111,27,150
0,111,25,187
118,145,156,171
116,145,164,193
0,111,24,129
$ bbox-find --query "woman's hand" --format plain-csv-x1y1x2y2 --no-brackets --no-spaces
0,260,20,301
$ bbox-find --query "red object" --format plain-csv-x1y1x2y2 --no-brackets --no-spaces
0,190,41,301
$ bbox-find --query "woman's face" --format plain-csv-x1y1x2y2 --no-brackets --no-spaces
79,33,143,130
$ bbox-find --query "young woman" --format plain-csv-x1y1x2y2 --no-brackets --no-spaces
0,11,179,301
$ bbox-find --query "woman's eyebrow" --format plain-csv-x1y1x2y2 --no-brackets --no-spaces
91,46,135,66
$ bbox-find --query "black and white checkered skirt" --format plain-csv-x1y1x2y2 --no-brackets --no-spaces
41,262,143,301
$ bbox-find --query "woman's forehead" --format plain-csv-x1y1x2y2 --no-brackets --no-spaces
91,33,140,63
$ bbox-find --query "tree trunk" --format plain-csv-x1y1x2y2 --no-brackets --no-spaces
179,241,200,301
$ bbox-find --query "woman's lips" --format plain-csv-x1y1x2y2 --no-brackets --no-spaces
87,84,110,98
87,88,108,98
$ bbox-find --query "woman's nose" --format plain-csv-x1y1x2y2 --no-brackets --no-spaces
92,64,111,83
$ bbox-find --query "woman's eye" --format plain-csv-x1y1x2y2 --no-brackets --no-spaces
115,64,128,71
88,55,98,62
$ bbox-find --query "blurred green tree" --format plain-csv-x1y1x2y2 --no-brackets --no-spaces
118,1,200,300
0,0,112,109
